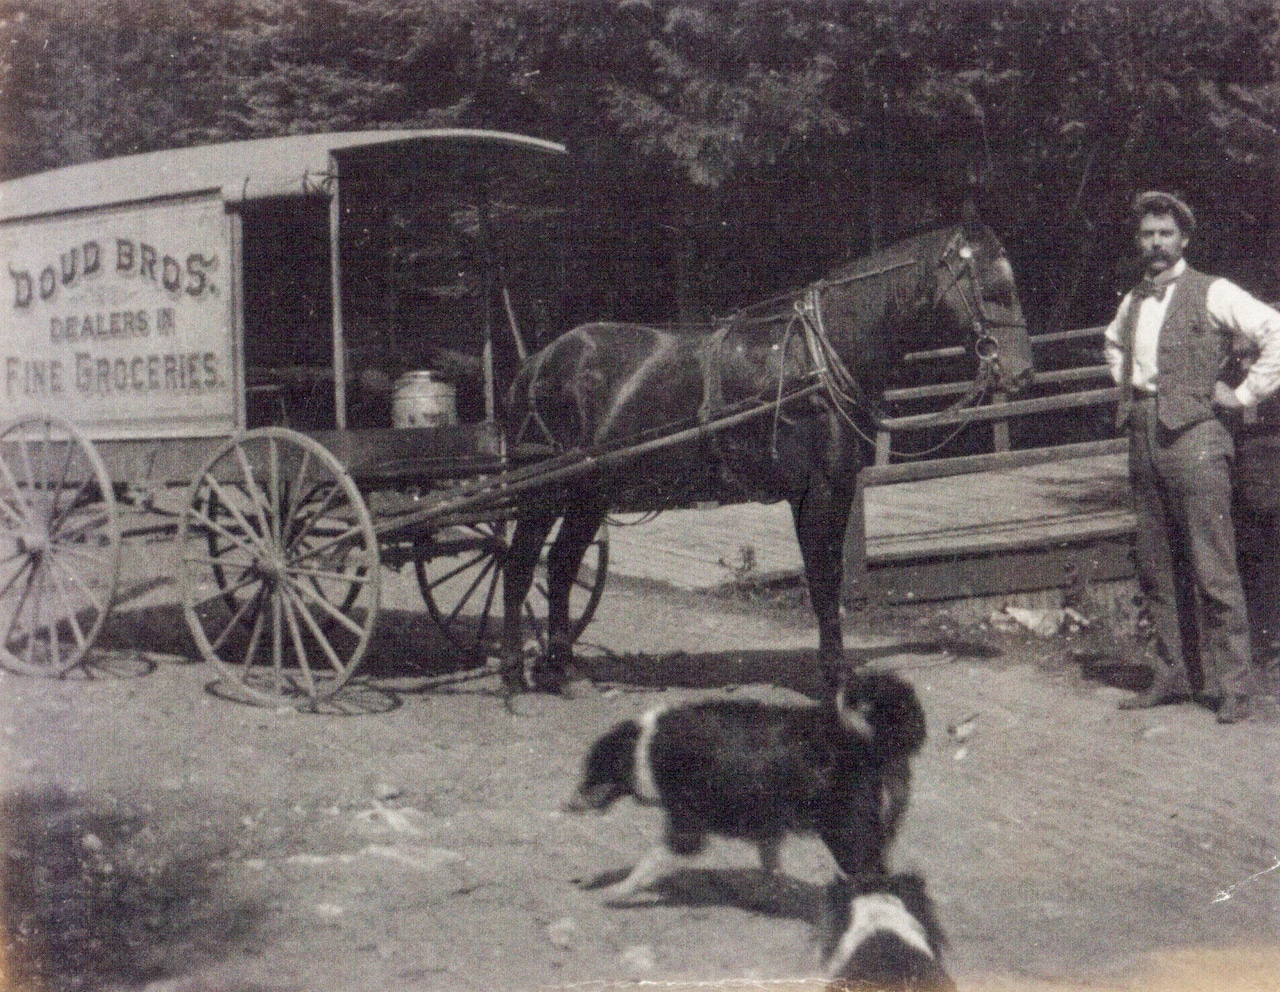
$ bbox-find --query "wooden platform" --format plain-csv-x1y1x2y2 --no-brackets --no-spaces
605,452,1135,601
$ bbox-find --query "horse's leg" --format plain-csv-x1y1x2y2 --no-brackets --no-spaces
791,468,856,695
534,496,608,696
501,510,559,693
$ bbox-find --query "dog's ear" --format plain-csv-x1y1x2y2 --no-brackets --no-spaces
884,873,950,954
838,671,927,758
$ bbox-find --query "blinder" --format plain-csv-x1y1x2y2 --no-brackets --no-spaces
936,230,1027,384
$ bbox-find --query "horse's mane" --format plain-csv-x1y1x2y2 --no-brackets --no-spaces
725,224,960,326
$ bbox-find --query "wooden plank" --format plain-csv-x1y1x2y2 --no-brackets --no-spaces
862,438,1128,487
880,385,1119,431
863,534,1134,604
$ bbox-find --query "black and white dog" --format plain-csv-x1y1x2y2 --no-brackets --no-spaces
565,668,927,902
822,872,956,992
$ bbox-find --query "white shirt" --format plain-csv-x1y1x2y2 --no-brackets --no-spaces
1103,259,1280,406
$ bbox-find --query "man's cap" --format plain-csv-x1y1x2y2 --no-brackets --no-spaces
1132,190,1196,232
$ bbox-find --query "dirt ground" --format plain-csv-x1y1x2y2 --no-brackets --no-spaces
1,526,1278,992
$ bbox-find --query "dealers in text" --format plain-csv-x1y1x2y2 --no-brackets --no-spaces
50,306,177,342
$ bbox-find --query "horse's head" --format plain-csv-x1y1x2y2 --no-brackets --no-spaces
932,223,1034,395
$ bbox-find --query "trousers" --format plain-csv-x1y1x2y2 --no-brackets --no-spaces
1234,429,1280,695
1128,395,1253,697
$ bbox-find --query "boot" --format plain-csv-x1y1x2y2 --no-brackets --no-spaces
1216,694,1251,724
1119,664,1192,710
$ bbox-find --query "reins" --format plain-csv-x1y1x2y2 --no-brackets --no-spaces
759,229,1009,460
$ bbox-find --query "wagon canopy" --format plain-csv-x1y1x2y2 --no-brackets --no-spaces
0,129,567,220
0,130,568,435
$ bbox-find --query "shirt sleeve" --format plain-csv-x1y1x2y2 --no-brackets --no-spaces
1206,279,1280,405
1103,297,1130,386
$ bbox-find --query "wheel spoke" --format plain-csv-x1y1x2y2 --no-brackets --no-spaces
270,587,284,683
282,582,348,679
4,557,38,648
49,440,77,520
181,552,257,572
200,472,271,557
48,551,107,616
426,549,492,590
286,484,344,555
286,447,313,530
233,443,275,542
186,504,267,563
49,542,115,573
286,574,366,638
0,497,26,530
44,567,62,671
445,555,498,628
51,502,108,541
277,588,317,697
46,556,90,650
0,452,32,523
471,557,501,651
267,438,282,540
192,568,263,610
239,594,268,669
0,555,32,604
290,564,372,585
289,522,365,565
15,435,36,495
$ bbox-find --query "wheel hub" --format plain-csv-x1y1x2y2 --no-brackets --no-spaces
16,529,48,555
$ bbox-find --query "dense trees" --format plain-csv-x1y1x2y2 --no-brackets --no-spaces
1,0,1276,329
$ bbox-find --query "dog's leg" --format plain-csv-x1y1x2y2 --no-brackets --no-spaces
757,832,783,875
821,826,887,883
602,844,672,903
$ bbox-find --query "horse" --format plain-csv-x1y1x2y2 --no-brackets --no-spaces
500,220,1034,695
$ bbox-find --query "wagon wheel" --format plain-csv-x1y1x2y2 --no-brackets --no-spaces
0,417,120,676
414,520,608,662
178,428,380,706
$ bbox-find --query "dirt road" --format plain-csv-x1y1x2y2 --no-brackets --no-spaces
1,532,1277,992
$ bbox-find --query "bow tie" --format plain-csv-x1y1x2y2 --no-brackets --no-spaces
1132,277,1176,303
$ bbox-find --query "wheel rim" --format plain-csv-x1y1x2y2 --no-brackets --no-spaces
414,521,507,662
179,428,379,705
415,519,608,660
0,417,120,676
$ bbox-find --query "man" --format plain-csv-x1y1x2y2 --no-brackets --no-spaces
1104,190,1280,723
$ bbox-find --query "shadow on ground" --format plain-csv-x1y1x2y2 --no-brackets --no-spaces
581,866,825,923
1076,652,1155,692
0,786,265,991
578,635,999,699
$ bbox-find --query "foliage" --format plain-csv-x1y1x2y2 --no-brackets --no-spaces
0,0,1275,327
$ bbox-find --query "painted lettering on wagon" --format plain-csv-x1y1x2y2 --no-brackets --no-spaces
7,238,218,308
50,307,177,342
3,351,224,399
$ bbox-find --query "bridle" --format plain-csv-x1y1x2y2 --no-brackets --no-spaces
933,228,1025,385
784,227,1025,458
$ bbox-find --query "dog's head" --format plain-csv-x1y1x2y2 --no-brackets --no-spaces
564,720,641,813
822,872,955,991
835,669,927,761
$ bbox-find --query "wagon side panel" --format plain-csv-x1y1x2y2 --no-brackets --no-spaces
0,191,242,440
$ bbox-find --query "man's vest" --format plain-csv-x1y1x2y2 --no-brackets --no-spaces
1151,266,1228,431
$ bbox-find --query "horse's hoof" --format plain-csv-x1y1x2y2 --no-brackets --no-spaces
500,663,530,695
529,662,594,698
528,665,569,695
